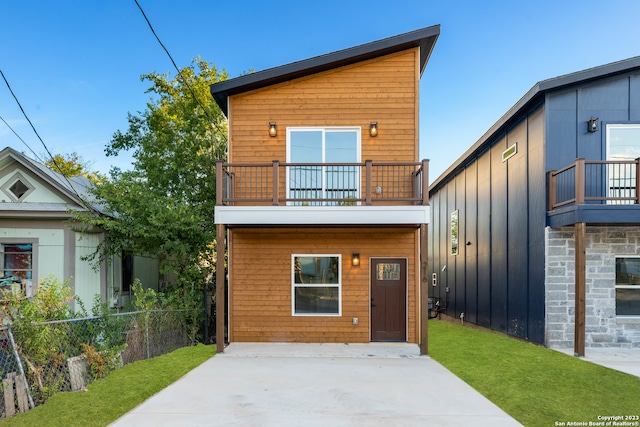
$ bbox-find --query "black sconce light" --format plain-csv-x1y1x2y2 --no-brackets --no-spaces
352,253,360,266
369,122,378,137
587,117,598,133
269,122,277,137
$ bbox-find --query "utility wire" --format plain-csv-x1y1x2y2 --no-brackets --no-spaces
0,69,95,211
133,0,219,127
0,113,45,163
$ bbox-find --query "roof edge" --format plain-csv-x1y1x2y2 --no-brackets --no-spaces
429,55,640,191
211,25,440,116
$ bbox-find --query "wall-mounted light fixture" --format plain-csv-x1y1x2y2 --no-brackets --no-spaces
369,122,378,137
352,253,360,266
587,117,598,133
269,122,277,137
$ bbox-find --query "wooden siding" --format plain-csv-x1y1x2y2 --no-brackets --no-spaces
228,227,419,343
227,49,420,164
428,104,546,344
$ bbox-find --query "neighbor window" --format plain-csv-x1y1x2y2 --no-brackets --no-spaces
606,124,640,203
615,256,640,316
292,255,341,315
450,210,459,255
0,242,34,294
287,128,360,205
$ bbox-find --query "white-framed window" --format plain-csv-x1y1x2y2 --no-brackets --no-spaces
292,254,341,316
606,124,640,203
615,256,640,316
0,240,36,296
286,127,361,205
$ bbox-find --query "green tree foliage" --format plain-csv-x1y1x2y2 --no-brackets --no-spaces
74,57,228,288
45,152,104,184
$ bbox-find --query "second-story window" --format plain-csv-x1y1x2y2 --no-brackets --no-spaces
287,127,360,205
606,124,640,203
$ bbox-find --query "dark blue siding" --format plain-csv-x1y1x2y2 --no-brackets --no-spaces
455,172,466,318
476,150,492,328
490,137,508,333
446,183,456,317
465,162,478,324
527,107,546,343
506,121,529,338
546,91,577,170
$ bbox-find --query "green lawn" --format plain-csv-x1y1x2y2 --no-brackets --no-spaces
0,344,216,427
429,320,640,426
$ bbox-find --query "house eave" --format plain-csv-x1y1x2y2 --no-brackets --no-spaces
215,205,430,227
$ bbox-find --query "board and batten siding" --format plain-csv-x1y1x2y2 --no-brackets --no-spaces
428,105,546,344
228,227,419,343
227,49,420,164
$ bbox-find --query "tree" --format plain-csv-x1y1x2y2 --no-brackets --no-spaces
73,57,228,288
45,152,103,184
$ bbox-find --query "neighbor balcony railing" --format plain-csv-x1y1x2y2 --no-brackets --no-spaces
215,160,429,206
548,158,640,210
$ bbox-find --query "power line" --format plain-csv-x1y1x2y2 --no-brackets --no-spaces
133,0,218,126
0,69,95,211
0,113,45,163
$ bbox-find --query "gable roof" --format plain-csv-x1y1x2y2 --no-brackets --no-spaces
430,55,640,191
210,25,440,116
0,146,96,213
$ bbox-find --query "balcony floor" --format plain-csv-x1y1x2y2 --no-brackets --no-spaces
548,204,640,227
215,205,429,227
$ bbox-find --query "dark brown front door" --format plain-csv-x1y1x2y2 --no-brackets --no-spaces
371,258,407,341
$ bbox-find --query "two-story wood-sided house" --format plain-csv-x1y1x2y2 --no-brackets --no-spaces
428,57,640,355
211,26,440,351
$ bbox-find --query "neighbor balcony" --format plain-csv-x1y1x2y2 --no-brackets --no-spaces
214,160,430,227
547,158,640,226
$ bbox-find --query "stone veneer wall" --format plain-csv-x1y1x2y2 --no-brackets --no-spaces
546,226,640,348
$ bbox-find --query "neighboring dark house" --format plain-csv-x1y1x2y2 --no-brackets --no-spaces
428,57,640,355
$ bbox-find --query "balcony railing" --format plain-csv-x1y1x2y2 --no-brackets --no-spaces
548,158,640,210
215,160,429,206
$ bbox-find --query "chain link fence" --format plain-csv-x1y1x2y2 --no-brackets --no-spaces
0,309,197,419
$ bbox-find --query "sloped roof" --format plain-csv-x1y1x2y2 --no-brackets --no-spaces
210,25,440,116
0,146,98,213
430,55,640,191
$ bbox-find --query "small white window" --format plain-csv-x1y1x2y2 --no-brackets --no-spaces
450,210,459,256
292,254,341,316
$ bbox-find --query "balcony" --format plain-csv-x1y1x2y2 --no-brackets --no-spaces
214,160,429,227
547,158,640,226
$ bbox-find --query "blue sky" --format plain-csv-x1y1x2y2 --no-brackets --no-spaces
2,0,640,182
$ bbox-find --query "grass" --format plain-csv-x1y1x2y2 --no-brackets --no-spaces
0,344,216,427
429,320,640,426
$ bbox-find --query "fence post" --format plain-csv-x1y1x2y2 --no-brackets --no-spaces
636,158,640,204
547,170,556,210
272,160,280,206
216,160,224,206
421,159,429,206
575,158,585,205
7,328,35,409
365,160,372,205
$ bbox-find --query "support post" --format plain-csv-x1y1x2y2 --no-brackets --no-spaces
272,160,279,206
216,224,226,353
421,159,429,206
216,160,224,206
365,160,372,205
574,222,586,357
419,224,429,355
575,158,585,205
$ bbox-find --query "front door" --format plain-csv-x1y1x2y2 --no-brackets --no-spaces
371,258,407,341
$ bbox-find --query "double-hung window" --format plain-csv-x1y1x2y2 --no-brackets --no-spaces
287,128,360,205
615,256,640,316
292,255,341,316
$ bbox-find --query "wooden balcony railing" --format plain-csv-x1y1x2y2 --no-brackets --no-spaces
215,160,429,206
548,158,640,210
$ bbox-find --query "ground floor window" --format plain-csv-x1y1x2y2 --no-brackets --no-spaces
292,255,341,315
1,243,33,280
615,256,640,316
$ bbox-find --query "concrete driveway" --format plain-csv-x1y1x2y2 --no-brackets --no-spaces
110,343,521,427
